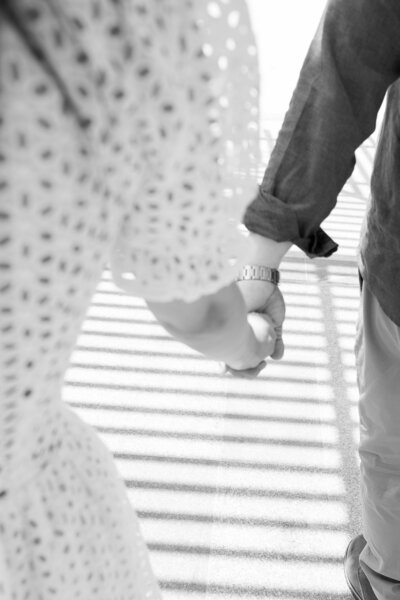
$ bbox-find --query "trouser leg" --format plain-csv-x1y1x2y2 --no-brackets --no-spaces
355,284,400,599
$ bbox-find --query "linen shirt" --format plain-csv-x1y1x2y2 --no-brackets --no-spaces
244,0,400,325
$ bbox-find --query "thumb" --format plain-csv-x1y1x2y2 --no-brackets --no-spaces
271,325,284,360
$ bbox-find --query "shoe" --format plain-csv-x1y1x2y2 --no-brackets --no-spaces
344,534,378,600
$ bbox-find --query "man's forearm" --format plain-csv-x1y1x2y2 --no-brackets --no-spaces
247,234,291,268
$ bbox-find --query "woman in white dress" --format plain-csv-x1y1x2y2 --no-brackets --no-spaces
0,1,274,598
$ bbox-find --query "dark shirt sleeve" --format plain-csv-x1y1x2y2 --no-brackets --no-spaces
244,0,400,257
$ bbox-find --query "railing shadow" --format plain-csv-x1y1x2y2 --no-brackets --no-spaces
62,119,377,600
63,267,360,598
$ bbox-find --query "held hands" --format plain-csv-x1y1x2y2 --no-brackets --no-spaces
224,280,286,377
240,280,285,361
147,261,286,378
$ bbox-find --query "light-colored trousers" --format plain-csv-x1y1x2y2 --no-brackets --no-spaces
356,283,400,599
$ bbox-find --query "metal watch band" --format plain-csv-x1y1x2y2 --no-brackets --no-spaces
236,265,280,285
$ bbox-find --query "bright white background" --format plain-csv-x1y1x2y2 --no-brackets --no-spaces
246,0,327,119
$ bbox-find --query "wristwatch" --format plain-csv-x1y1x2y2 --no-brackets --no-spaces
236,265,280,285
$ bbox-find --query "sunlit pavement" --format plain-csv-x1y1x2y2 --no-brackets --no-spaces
63,3,378,599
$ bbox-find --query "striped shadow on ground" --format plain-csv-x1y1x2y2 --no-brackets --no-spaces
63,122,374,600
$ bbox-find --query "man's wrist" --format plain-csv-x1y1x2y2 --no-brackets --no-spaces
247,232,291,267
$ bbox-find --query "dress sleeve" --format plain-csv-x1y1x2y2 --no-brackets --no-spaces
111,0,260,302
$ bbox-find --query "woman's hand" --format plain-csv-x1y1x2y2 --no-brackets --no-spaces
147,282,278,370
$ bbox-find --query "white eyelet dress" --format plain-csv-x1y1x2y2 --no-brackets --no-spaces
0,1,259,598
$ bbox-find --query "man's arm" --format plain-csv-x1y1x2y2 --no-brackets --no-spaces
244,0,400,256
236,0,400,369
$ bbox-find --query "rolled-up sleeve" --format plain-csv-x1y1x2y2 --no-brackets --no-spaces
244,0,400,258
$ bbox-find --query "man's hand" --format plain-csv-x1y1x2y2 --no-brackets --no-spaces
256,285,285,360
222,233,289,377
223,309,277,378
233,279,286,372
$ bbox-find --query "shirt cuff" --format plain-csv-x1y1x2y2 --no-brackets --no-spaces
244,190,339,258
294,227,338,258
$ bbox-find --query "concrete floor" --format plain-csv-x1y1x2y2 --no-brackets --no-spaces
63,3,379,599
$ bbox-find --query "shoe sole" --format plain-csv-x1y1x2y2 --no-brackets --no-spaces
344,539,362,600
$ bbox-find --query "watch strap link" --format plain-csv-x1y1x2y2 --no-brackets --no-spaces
236,264,280,285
